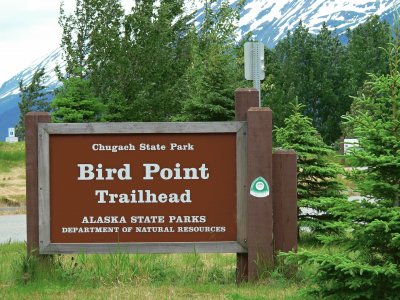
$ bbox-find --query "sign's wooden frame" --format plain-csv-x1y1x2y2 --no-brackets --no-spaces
37,122,247,254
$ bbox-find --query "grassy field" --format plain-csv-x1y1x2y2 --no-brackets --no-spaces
0,142,25,172
0,142,26,214
0,242,313,299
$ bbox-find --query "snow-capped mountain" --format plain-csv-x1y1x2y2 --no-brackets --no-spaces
192,0,397,46
0,49,63,140
0,48,62,101
236,0,397,46
0,0,398,140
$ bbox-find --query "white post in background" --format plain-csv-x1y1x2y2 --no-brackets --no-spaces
244,42,265,107
6,127,18,143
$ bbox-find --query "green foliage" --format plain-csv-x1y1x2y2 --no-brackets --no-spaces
345,15,391,90
283,206,400,299
343,32,400,205
282,28,400,299
59,0,245,123
177,0,246,121
264,23,314,130
264,17,391,144
57,2,393,136
0,244,302,298
51,77,104,123
275,103,346,233
58,0,125,79
310,24,347,143
9,252,235,286
13,254,39,284
59,0,194,122
15,68,50,140
108,0,193,121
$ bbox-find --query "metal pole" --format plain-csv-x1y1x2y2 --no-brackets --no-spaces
252,43,261,107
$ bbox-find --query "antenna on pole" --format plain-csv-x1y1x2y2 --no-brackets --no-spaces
244,42,265,107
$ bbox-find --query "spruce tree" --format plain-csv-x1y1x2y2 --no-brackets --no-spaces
343,29,400,206
16,68,50,140
345,15,391,91
282,26,400,299
265,23,349,143
275,103,346,233
176,0,245,121
283,204,400,299
51,77,104,123
264,23,314,130
310,23,347,143
264,17,391,144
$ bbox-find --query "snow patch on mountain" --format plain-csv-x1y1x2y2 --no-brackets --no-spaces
0,48,63,101
236,0,397,46
194,0,397,46
0,48,63,141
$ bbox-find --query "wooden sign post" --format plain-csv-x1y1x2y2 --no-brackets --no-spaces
273,150,297,254
26,112,51,256
235,88,297,282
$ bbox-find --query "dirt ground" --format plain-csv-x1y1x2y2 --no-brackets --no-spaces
0,167,26,215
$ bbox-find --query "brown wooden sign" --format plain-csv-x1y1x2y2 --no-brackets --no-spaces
28,90,298,282
38,122,247,254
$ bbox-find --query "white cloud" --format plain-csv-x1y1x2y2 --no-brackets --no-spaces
0,0,74,84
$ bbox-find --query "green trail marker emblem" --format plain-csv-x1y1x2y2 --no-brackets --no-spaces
250,177,270,198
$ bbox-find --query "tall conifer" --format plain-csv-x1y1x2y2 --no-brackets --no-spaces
275,103,346,233
16,68,50,140
283,29,400,299
177,0,245,121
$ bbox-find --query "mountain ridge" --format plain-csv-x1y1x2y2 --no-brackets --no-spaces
0,49,63,140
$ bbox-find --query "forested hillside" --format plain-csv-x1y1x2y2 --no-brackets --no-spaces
264,16,391,143
0,0,394,145
43,0,391,145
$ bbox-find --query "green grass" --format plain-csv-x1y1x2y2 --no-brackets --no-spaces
0,142,25,173
0,242,310,299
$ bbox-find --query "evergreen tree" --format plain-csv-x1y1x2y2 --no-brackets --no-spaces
282,27,400,299
177,0,246,121
346,15,391,92
265,17,391,144
51,77,104,123
309,23,347,143
264,23,314,129
343,29,400,206
262,46,294,128
275,103,346,233
16,68,50,140
283,205,400,299
265,23,349,143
